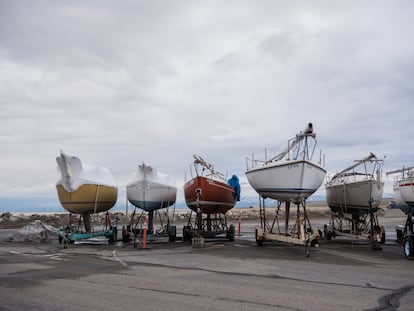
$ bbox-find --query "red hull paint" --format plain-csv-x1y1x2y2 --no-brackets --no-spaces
184,176,236,214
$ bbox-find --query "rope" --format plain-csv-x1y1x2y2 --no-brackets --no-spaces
94,185,100,214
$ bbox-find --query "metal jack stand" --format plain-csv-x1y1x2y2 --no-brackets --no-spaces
255,197,319,257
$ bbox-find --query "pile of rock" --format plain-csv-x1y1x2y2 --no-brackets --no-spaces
7,220,58,243
0,212,68,229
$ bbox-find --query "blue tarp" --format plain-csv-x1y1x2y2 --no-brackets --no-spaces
227,175,241,201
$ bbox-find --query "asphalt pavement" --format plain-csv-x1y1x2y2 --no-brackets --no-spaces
1,212,413,311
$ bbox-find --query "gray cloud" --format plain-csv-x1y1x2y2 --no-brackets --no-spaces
1,1,413,210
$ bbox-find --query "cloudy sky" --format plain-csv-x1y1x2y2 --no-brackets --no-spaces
1,1,413,212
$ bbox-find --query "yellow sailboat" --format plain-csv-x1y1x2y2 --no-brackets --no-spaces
56,151,118,220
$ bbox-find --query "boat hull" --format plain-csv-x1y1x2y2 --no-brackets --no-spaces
56,184,117,214
184,176,236,214
127,181,177,212
398,177,414,208
245,160,326,203
325,178,384,216
392,184,411,214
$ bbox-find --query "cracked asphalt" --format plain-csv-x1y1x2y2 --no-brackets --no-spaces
1,227,414,311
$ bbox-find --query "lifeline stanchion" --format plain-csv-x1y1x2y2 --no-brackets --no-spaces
142,216,147,249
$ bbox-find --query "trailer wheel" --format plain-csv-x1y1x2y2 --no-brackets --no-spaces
109,227,118,243
255,228,264,246
404,236,414,259
380,227,386,244
169,225,177,242
183,226,191,243
323,225,332,241
227,224,235,242
58,236,63,244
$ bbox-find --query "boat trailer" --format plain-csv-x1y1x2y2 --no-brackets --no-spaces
57,212,118,247
395,208,414,259
323,201,385,250
255,198,319,256
182,210,235,244
122,204,177,246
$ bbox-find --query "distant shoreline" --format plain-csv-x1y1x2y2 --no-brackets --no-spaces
1,198,398,230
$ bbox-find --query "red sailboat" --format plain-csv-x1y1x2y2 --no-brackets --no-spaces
183,154,240,241
184,155,238,214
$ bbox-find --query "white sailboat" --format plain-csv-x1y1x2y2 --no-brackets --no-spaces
325,153,384,216
126,162,177,235
323,153,385,248
246,123,326,250
245,123,326,204
386,167,414,258
386,166,414,214
127,162,177,212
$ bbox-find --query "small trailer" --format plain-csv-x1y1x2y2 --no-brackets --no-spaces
182,210,235,244
323,205,385,250
395,210,414,259
57,212,117,247
255,198,320,257
122,205,177,246
386,166,414,258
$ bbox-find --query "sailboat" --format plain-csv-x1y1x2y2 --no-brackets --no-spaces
325,152,384,216
183,154,239,214
56,151,118,216
246,123,326,204
182,154,240,242
323,153,385,248
55,151,118,235
386,166,414,214
386,166,414,258
246,123,326,250
127,162,177,212
126,162,177,233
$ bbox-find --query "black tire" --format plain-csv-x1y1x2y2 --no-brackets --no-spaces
380,230,386,244
109,227,117,243
323,225,332,241
404,236,414,258
58,236,63,244
183,226,191,243
227,224,235,242
255,228,264,246
169,225,177,242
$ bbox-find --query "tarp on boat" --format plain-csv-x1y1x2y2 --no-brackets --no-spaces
228,175,241,201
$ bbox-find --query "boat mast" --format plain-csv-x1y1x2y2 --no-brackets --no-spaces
265,123,315,164
386,166,414,177
193,154,225,180
334,153,377,178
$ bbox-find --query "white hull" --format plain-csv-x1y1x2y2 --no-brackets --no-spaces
325,176,384,213
386,167,414,214
398,177,414,208
127,162,177,212
392,184,410,214
127,180,177,212
246,160,326,203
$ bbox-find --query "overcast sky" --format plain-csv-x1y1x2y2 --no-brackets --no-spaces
1,1,413,211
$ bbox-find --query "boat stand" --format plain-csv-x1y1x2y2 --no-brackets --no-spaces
323,201,385,250
183,210,235,242
255,198,319,256
57,212,118,248
183,188,235,244
123,204,177,246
